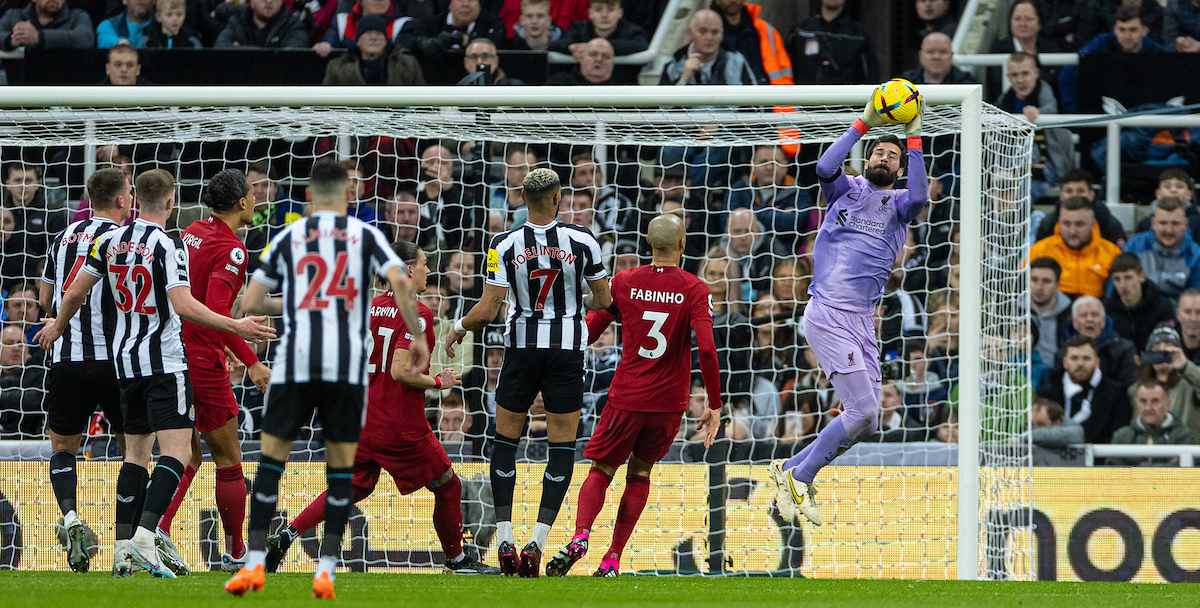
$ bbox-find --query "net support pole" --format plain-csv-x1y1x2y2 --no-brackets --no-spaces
1105,122,1120,208
83,119,96,184
956,85,984,582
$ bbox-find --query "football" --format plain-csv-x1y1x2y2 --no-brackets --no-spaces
872,78,922,125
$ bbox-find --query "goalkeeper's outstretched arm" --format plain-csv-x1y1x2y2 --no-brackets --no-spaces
815,99,888,202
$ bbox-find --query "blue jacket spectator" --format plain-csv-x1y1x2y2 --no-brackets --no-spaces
97,0,154,48
726,144,815,253
1125,227,1200,300
1059,7,1167,112
1164,0,1200,51
0,0,94,50
215,1,309,48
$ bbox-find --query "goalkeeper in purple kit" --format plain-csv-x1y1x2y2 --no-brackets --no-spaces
771,92,927,526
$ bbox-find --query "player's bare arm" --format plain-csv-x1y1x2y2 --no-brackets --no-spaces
167,285,275,343
242,278,284,317
385,265,428,372
37,278,53,313
391,347,462,390
583,277,613,311
444,282,505,358
34,269,101,350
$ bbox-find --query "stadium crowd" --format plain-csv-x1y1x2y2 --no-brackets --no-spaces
0,0,1199,467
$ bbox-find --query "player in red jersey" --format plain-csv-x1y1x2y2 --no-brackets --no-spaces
155,169,272,574
544,212,723,578
262,240,498,575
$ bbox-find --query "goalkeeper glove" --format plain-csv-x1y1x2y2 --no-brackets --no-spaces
904,95,925,137
860,94,887,129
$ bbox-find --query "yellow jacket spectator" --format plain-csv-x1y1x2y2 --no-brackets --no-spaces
1027,196,1121,298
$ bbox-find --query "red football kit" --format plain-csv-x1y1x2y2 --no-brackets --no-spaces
583,265,722,467
356,295,451,494
181,216,259,434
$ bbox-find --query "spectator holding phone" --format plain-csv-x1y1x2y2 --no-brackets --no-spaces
1129,325,1200,442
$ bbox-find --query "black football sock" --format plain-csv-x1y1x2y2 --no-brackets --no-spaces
115,462,148,541
320,466,354,560
49,450,79,516
538,441,577,526
138,456,185,532
489,432,520,523
248,456,286,553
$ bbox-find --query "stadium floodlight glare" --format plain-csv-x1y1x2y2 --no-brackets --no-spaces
0,85,1033,581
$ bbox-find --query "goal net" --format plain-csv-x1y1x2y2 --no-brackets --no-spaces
0,86,1035,580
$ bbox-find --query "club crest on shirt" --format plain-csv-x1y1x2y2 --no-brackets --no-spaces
418,317,427,333
230,248,245,265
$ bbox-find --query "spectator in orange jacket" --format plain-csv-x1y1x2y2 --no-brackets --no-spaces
1028,196,1122,298
710,0,793,86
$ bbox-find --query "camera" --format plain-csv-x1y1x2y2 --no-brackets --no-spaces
881,358,905,381
1141,350,1172,365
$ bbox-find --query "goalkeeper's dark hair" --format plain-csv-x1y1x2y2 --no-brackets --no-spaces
391,240,422,267
310,157,349,198
865,134,908,171
87,167,128,211
202,169,249,212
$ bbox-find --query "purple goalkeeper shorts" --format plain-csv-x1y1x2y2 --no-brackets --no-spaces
803,298,881,380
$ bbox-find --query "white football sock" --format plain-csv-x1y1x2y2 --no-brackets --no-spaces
497,521,514,546
64,510,79,526
245,549,266,569
530,523,551,550
317,555,337,579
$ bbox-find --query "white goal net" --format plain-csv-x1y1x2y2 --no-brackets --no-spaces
0,86,1034,580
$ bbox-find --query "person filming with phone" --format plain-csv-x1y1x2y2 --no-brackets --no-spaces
1127,325,1200,443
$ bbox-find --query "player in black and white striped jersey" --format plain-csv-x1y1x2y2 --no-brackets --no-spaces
36,169,276,578
227,158,427,599
445,168,612,577
35,168,130,574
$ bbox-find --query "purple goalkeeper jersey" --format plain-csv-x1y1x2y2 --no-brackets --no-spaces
808,124,928,314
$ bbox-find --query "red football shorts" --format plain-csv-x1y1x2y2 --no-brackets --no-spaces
583,405,683,469
353,428,452,495
191,366,238,435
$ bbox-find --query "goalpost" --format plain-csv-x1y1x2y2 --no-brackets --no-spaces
0,85,1034,580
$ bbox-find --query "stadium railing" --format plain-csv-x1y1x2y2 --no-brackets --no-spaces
1077,444,1200,467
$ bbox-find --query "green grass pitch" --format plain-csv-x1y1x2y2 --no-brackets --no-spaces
1,572,1197,608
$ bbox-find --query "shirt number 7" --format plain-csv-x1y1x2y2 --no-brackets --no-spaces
530,268,560,311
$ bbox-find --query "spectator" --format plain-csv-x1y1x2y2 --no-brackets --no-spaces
457,37,525,85
1074,0,1165,49
1035,169,1126,246
318,0,412,54
418,143,484,251
995,52,1072,196
724,208,786,296
507,0,561,51
770,257,811,314
582,321,619,434
1,164,67,288
1039,334,1132,443
247,160,306,239
777,389,819,450
900,32,975,85
1030,257,1071,366
0,324,46,440
1176,289,1200,363
322,14,425,85
381,188,436,248
1058,295,1139,390
1059,5,1166,113
1165,0,1200,52
1125,197,1200,301
1111,378,1193,464
1130,325,1200,442
659,9,754,86
699,246,746,317
987,0,1066,97
611,239,638,274
788,0,879,85
487,146,535,228
4,282,42,343
874,381,908,440
1028,197,1121,298
412,0,506,60
215,0,309,48
141,0,200,48
0,0,93,50
442,249,480,319
1135,168,1198,237
1106,252,1176,351
437,389,471,444
710,0,792,86
96,0,151,47
912,0,956,57
727,144,815,254
100,42,148,86
546,36,622,84
1028,397,1085,448
550,0,645,58
336,159,383,228
567,149,628,234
